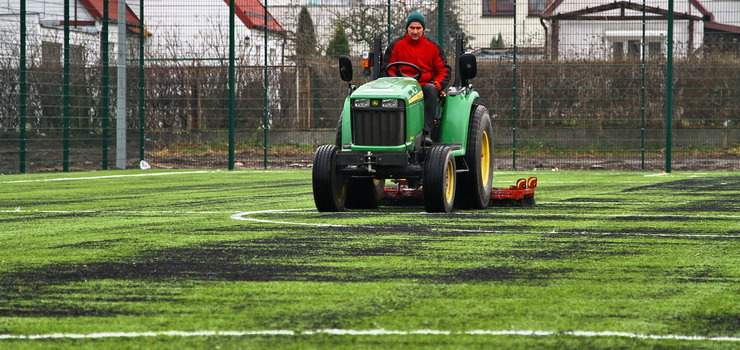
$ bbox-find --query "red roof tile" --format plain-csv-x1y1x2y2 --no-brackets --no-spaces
225,0,284,33
78,0,147,34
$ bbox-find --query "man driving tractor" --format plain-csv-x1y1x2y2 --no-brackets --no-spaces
381,11,451,146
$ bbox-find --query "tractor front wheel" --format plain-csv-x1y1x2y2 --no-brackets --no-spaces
423,145,456,213
312,145,347,212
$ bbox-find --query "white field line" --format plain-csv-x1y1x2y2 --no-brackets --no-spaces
231,210,348,227
231,210,740,219
0,171,211,184
6,209,737,220
228,210,739,238
493,212,740,219
0,209,236,214
0,328,738,341
536,201,691,205
439,228,740,239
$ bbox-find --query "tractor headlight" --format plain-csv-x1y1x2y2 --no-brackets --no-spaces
354,99,370,108
381,99,399,108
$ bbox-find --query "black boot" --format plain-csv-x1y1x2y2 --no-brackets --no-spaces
421,130,433,147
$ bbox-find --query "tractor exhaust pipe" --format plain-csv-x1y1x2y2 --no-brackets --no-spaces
453,33,464,88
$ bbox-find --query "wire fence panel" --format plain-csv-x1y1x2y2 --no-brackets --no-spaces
0,0,737,173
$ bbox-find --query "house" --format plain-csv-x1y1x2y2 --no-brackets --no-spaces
540,0,740,60
459,0,552,50
143,0,286,66
700,0,740,53
269,0,381,57
0,0,145,67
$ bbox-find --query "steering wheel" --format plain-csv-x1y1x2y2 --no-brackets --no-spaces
382,62,422,80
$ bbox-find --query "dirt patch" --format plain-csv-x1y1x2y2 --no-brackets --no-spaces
54,238,132,249
623,176,740,192
444,266,573,282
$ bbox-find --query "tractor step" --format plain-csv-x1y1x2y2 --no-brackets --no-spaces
380,177,538,207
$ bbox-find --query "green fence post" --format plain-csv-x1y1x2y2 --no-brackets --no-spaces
641,0,646,170
101,0,109,169
263,0,269,170
228,0,236,170
437,0,444,52
139,0,145,162
665,0,674,173
387,0,391,46
63,0,71,172
512,2,518,171
19,0,27,173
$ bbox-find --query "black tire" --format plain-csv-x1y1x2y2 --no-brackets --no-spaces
312,145,346,212
345,178,385,209
423,145,456,213
458,105,494,209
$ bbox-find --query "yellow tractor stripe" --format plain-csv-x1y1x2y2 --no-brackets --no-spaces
408,91,423,104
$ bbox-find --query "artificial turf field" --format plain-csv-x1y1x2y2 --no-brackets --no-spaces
0,169,737,349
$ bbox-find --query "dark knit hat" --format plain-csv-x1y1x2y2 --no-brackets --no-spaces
406,11,425,29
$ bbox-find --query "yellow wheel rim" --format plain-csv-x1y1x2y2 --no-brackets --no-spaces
480,130,491,187
444,158,455,203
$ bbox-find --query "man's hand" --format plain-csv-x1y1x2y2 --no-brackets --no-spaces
431,80,442,91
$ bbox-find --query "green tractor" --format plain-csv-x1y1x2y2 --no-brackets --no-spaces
312,39,493,213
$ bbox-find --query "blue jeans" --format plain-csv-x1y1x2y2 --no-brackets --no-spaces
422,83,438,134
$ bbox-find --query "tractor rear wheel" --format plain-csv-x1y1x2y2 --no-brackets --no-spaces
458,105,494,209
312,145,347,212
423,145,456,213
346,178,385,209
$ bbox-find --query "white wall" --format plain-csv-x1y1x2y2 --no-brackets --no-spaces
459,0,548,49
555,20,703,59
547,0,709,59
0,10,131,67
144,0,285,65
703,0,740,26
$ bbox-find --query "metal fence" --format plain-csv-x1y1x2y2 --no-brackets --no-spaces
1,0,738,174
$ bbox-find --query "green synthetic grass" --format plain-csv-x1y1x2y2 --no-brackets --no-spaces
0,169,738,349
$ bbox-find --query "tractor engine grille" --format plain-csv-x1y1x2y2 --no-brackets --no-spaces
351,109,406,146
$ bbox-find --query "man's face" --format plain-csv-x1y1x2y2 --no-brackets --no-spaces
407,22,424,41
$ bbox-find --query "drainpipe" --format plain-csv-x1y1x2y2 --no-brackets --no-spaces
540,17,548,59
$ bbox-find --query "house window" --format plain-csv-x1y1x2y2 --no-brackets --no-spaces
70,45,85,66
628,40,640,58
529,0,551,15
128,42,140,61
42,42,62,66
102,43,116,64
483,0,515,16
648,42,663,58
612,42,624,59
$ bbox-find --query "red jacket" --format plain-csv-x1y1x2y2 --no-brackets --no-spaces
381,33,451,91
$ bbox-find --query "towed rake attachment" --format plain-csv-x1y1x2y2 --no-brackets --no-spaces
381,177,538,207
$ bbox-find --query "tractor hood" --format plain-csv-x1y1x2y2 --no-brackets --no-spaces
350,77,423,105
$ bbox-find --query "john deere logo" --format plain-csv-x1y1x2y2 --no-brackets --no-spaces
371,99,380,107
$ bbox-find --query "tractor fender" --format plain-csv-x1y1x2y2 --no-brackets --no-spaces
437,90,480,157
340,97,352,147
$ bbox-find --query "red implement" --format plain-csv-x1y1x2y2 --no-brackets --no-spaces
489,177,537,206
381,177,537,207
